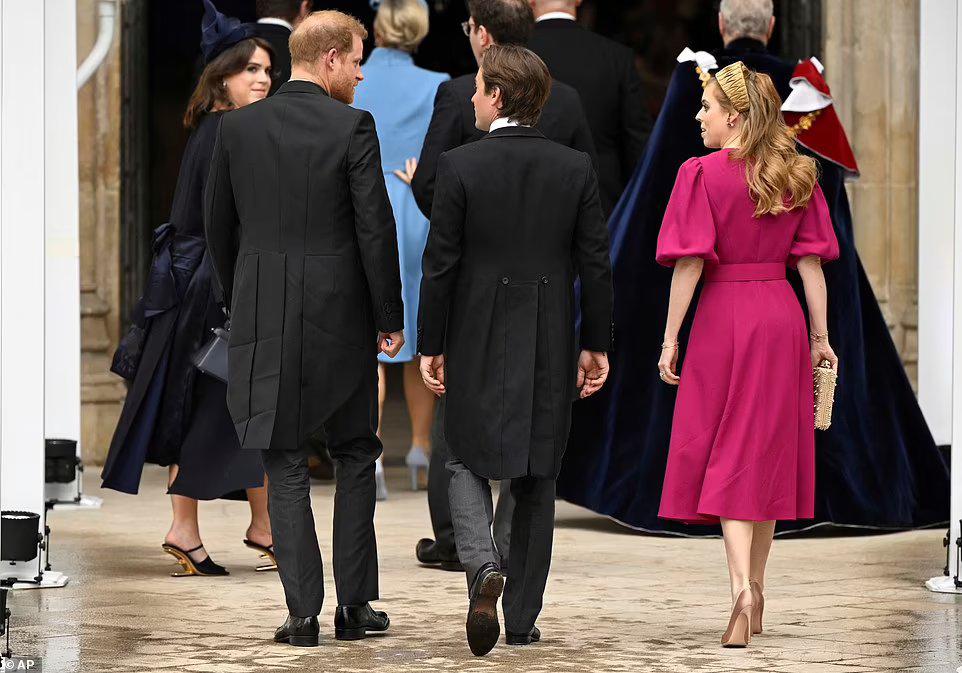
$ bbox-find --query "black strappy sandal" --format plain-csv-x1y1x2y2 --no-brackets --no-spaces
161,542,229,577
243,539,277,572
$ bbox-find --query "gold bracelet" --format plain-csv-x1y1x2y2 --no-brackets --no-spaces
661,342,679,350
810,331,828,343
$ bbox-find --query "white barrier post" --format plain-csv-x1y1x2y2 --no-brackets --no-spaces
921,0,962,594
0,0,51,586
44,0,97,511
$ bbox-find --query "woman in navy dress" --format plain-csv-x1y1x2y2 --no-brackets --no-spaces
102,2,276,576
353,0,449,497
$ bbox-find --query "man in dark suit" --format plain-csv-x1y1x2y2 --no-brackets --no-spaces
253,0,313,95
411,0,595,218
418,44,612,656
527,0,650,214
411,0,595,579
256,2,341,482
205,10,404,647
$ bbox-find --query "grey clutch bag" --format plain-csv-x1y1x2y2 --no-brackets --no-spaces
192,322,229,383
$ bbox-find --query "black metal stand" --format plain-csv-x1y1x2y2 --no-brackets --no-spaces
943,529,950,577
0,584,12,659
1,510,42,585
2,612,9,660
955,520,962,589
74,463,85,504
42,515,51,573
44,438,82,506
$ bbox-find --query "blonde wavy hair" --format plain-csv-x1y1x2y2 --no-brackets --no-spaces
374,0,429,53
710,65,818,217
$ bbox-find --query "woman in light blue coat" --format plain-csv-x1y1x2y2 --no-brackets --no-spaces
354,0,449,498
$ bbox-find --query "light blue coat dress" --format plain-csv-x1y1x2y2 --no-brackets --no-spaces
353,47,449,362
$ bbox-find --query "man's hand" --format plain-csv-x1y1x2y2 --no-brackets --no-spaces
577,350,609,399
419,354,446,396
379,331,405,358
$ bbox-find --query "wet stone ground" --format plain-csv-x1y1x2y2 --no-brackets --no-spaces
5,463,961,673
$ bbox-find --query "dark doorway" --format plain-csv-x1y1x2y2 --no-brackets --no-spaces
120,0,819,324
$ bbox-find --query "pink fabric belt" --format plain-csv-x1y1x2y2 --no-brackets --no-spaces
703,262,786,282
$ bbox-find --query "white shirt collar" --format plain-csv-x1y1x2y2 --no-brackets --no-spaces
489,118,523,132
257,17,294,32
536,11,576,22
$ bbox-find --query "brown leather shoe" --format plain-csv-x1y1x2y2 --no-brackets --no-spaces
466,563,504,656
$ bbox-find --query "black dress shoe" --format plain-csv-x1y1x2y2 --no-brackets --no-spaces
273,614,319,647
466,562,504,656
334,603,390,641
415,538,463,571
506,626,541,645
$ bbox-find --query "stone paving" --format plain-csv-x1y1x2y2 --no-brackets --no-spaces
5,465,961,672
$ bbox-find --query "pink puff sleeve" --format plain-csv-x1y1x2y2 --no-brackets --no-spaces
787,184,840,268
656,158,719,267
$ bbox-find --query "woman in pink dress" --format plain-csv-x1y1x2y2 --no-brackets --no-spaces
655,62,839,647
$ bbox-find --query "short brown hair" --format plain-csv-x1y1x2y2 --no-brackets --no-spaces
480,44,551,126
467,0,533,46
290,10,367,67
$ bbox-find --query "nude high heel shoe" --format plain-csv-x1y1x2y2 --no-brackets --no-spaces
405,445,429,491
721,587,753,647
375,457,388,501
749,580,764,634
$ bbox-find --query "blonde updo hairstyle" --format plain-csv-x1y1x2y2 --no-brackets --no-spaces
374,0,430,53
710,63,818,217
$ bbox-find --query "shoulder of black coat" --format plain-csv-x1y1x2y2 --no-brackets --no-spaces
442,73,476,97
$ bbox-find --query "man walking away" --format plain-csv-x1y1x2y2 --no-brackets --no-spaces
418,44,613,656
205,10,404,647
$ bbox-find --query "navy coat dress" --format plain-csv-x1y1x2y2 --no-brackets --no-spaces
102,112,264,500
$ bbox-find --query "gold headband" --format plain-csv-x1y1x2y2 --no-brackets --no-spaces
714,61,750,112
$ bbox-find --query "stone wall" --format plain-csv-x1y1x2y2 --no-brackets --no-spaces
822,0,920,387
78,0,124,464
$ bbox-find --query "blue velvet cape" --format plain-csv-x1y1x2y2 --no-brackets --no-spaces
559,39,950,535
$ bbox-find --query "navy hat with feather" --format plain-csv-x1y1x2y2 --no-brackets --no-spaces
200,0,256,64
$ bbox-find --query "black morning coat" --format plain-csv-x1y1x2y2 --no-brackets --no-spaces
528,18,651,215
204,80,403,451
410,72,598,219
417,126,613,481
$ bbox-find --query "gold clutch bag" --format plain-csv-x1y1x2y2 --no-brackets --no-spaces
814,360,837,430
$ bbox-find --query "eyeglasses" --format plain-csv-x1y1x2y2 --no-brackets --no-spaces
461,20,472,37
